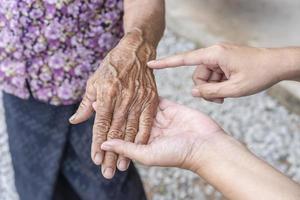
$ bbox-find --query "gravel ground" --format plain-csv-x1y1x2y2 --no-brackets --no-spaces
1,30,300,200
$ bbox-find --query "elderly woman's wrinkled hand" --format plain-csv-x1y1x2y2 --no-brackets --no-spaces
69,29,159,179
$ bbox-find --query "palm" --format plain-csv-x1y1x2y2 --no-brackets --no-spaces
144,99,222,168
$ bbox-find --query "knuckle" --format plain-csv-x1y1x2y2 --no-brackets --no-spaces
93,120,110,134
92,138,103,149
104,153,117,164
108,129,123,139
123,90,133,102
86,84,95,96
141,112,153,123
212,43,227,55
111,113,125,124
96,80,114,91
86,77,94,87
126,126,138,139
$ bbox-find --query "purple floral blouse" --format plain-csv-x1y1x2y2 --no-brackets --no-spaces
0,0,124,105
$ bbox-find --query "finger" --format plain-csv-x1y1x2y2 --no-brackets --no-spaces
91,93,115,166
208,71,223,83
102,119,125,179
69,80,96,124
116,83,144,171
147,49,208,69
101,139,152,165
192,65,212,85
102,95,132,179
117,111,139,171
208,72,225,103
192,81,237,99
135,103,156,145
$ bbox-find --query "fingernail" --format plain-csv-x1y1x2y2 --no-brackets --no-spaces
94,153,103,165
118,159,130,171
147,60,155,66
103,168,115,179
192,89,199,96
69,113,76,122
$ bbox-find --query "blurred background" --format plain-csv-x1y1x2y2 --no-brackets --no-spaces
1,0,300,199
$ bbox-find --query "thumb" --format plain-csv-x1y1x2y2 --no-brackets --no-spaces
69,83,96,124
101,139,152,165
147,48,210,69
192,81,238,99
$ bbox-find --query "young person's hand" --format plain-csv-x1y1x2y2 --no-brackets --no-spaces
101,98,225,172
101,98,300,200
148,44,300,103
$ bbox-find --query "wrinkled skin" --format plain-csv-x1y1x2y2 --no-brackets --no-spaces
70,29,159,179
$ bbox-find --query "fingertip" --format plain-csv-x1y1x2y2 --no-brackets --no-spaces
147,60,161,68
69,109,93,124
101,139,123,151
93,152,104,165
191,88,200,97
147,60,155,66
117,158,130,171
101,142,113,151
69,113,77,124
101,166,115,179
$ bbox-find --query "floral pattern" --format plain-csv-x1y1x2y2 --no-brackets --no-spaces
0,0,124,105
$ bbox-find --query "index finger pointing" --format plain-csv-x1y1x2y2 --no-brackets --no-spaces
147,49,207,69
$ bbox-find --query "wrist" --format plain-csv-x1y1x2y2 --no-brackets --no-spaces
269,48,300,81
121,28,156,57
190,132,247,176
125,27,160,48
109,29,156,72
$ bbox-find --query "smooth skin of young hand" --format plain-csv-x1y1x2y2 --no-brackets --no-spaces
101,98,300,200
147,44,300,103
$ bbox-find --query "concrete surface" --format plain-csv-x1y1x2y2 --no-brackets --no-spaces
166,0,300,114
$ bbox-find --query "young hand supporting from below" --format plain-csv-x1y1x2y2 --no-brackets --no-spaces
148,44,300,103
101,98,300,200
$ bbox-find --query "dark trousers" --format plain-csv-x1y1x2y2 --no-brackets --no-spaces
3,93,146,200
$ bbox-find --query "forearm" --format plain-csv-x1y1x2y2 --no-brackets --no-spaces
196,134,300,200
123,0,165,47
